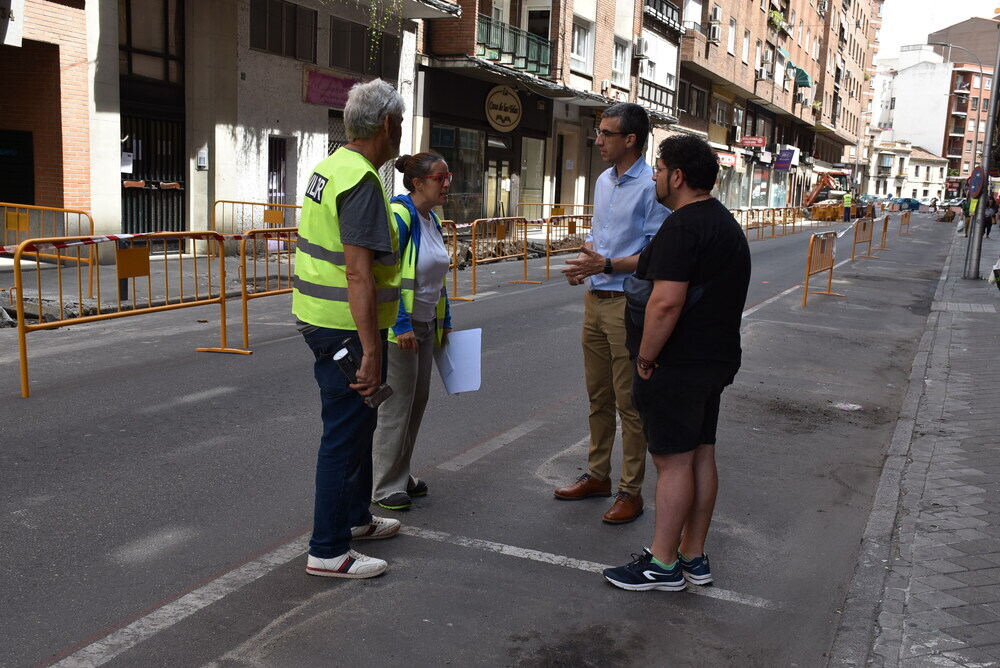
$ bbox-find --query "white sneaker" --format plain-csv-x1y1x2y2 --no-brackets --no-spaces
306,550,387,578
351,516,401,540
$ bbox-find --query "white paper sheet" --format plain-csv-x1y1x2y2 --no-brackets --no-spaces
434,328,482,394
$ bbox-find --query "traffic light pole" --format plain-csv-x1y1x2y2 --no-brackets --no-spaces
964,44,1000,279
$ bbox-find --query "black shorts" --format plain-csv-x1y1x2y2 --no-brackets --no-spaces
631,371,727,455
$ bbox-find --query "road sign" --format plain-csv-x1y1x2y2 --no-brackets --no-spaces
969,166,985,198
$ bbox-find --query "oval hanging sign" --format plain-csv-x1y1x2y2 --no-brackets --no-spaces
485,85,522,133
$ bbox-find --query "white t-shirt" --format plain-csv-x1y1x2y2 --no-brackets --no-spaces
411,212,451,322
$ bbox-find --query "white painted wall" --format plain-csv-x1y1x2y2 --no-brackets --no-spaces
614,0,634,39
641,29,678,90
887,62,951,160
87,1,122,237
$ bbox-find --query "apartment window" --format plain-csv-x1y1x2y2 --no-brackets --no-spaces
250,0,317,62
963,161,970,173
972,97,979,111
940,167,945,178
611,39,629,86
330,17,400,79
714,98,730,126
689,86,708,118
898,157,905,173
969,119,977,133
678,80,688,111
974,75,982,89
890,97,895,109
570,18,592,72
119,0,185,83
966,140,973,152
913,165,920,177
911,189,917,198
755,40,762,70
814,37,821,61
727,18,737,55
742,30,750,63
987,76,993,90
790,11,796,35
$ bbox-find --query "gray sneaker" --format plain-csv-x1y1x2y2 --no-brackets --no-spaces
374,492,411,511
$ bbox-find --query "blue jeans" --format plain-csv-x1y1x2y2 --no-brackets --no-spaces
303,327,387,558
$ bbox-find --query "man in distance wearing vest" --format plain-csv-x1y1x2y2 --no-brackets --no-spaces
293,79,405,579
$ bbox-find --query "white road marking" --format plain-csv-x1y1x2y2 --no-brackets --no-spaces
437,419,545,471
401,526,779,609
742,286,799,318
54,520,778,665
139,387,237,414
52,537,309,668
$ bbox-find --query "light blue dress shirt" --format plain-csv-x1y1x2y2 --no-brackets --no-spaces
586,157,671,292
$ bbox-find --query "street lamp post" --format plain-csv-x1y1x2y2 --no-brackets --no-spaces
930,41,995,279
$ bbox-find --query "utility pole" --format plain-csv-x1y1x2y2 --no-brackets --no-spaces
964,41,1000,279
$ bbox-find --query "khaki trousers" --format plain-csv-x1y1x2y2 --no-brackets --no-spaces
581,290,647,494
372,319,436,501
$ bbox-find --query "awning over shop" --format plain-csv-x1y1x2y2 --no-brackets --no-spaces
794,66,812,87
777,46,792,60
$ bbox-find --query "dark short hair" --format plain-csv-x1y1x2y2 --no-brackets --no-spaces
394,152,446,192
656,134,719,190
602,103,651,151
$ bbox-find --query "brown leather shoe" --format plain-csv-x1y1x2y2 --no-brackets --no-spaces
602,491,644,524
554,473,612,500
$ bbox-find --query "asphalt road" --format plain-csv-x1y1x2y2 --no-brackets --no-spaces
0,213,952,667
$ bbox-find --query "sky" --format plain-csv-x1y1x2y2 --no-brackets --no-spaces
877,0,998,62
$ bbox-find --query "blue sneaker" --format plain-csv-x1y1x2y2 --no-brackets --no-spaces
678,552,713,586
603,548,687,592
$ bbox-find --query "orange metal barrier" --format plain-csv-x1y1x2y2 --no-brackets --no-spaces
12,231,248,398
212,200,301,235
545,214,592,280
899,210,912,235
851,217,875,261
441,220,473,302
469,217,539,295
238,227,297,350
802,231,846,307
877,215,892,250
2,202,96,296
516,202,593,220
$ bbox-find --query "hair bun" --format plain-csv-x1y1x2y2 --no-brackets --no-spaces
394,155,411,172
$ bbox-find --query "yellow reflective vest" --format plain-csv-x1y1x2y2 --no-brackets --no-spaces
292,148,400,330
388,194,452,346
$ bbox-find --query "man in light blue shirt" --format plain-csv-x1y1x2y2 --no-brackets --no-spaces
557,103,670,524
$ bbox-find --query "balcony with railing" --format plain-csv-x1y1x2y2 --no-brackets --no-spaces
877,166,892,177
643,0,684,34
638,79,676,115
476,14,552,77
949,124,966,136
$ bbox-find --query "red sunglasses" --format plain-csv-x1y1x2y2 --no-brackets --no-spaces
425,172,453,185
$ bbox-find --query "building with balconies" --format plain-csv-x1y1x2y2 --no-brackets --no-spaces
863,140,946,199
417,0,682,221
667,0,878,209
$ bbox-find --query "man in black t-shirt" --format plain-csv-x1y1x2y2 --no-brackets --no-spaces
604,135,751,592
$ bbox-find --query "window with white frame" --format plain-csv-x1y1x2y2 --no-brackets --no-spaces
987,76,993,90
974,74,982,89
742,29,750,62
570,18,592,72
714,98,731,126
728,18,737,54
969,119,977,133
963,161,970,173
814,37,821,61
612,39,629,86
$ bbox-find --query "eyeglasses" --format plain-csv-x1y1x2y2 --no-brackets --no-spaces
425,172,453,185
596,129,630,138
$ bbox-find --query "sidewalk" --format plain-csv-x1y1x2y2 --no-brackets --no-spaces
833,230,1000,666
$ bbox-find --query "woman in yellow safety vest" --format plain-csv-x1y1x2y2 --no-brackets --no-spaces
372,152,454,510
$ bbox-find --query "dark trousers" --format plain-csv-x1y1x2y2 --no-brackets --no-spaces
302,327,387,558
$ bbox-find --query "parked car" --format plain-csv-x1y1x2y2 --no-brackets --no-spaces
944,197,965,207
890,197,921,211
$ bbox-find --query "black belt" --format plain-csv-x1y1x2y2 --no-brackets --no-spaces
591,290,624,299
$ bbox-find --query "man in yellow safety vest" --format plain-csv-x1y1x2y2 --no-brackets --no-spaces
293,79,404,580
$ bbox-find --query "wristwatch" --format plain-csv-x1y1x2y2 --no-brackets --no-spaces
604,257,613,274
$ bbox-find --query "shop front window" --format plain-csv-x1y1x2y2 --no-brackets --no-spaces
520,137,545,208
751,164,770,207
768,170,788,207
431,124,485,223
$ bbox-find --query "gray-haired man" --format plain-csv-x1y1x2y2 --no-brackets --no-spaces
293,79,405,579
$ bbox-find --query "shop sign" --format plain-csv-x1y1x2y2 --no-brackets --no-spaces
758,150,772,164
774,149,795,171
485,85,522,133
739,136,766,147
304,67,363,108
716,152,737,167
